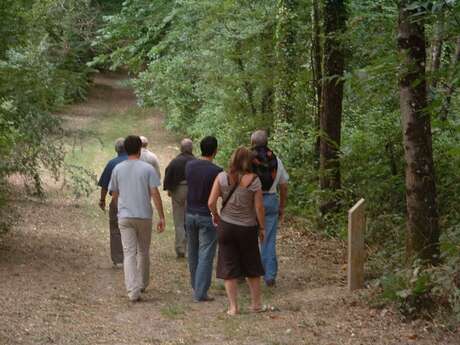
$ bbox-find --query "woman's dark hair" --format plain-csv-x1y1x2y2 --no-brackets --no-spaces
228,146,252,183
200,136,218,157
124,135,142,155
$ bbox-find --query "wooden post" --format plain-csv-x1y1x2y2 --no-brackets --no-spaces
348,198,365,291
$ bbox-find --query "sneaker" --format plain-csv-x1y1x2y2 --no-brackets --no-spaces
128,289,142,302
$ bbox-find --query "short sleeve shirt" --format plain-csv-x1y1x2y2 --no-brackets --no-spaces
97,154,127,190
185,159,222,216
108,160,161,219
268,158,289,194
218,172,262,227
140,148,161,179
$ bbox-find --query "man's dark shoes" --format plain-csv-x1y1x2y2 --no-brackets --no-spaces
265,279,276,287
194,295,215,302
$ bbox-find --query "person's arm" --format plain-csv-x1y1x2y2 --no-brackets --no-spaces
98,162,112,210
150,187,165,233
99,188,108,210
107,168,118,205
279,183,288,222
254,189,265,242
111,191,119,203
152,155,161,180
163,163,172,195
208,177,222,226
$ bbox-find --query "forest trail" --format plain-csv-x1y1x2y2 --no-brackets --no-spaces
0,73,456,345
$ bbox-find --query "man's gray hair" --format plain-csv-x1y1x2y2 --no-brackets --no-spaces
114,137,125,154
180,138,193,154
140,135,148,148
251,129,268,147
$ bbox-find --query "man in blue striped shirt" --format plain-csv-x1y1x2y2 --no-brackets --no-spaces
98,138,127,266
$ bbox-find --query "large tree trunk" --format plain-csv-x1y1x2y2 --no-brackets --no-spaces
274,0,298,122
428,18,444,90
319,0,346,209
312,0,322,166
398,1,440,263
260,24,276,119
234,41,257,117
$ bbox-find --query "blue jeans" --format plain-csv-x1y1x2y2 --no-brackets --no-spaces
186,213,217,301
260,194,279,283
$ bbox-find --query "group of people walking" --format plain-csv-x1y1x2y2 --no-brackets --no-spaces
97,130,288,315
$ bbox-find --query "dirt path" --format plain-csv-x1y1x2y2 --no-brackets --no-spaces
0,73,457,345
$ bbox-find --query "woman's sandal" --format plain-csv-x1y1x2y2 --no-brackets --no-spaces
226,309,239,316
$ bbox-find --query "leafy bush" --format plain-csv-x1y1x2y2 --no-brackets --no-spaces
0,0,100,197
380,264,435,320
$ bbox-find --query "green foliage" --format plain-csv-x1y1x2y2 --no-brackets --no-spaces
0,0,101,197
64,164,98,198
380,264,434,320
379,253,460,321
95,0,460,319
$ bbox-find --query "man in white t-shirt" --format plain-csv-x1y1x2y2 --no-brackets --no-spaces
251,130,289,287
140,136,161,179
109,135,166,301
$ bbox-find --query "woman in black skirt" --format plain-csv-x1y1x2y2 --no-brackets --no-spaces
208,147,266,315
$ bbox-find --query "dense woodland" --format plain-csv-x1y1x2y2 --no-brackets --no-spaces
1,0,459,321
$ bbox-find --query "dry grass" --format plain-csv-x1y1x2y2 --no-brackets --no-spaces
0,73,458,345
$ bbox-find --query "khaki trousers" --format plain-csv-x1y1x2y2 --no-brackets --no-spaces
118,218,152,299
109,200,124,264
171,184,187,256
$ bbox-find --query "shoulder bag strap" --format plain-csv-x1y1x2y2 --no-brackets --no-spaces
221,176,240,212
221,174,258,212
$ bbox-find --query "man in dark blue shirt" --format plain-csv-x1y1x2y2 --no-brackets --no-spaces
163,138,195,258
185,136,222,301
98,138,128,266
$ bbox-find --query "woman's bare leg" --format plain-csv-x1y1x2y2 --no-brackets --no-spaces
224,278,239,315
247,276,262,311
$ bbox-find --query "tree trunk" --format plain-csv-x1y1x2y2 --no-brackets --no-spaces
274,0,298,122
234,41,257,117
439,36,460,121
319,0,346,209
398,1,440,263
312,0,322,166
428,18,444,90
260,25,276,119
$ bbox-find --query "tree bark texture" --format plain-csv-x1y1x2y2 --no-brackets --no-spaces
275,0,298,122
398,1,440,263
319,0,346,194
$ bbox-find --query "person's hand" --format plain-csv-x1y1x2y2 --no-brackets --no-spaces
212,213,220,227
98,199,106,211
157,217,165,233
258,227,265,242
278,207,285,222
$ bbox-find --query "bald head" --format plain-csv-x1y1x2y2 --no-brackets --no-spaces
140,136,148,148
114,137,125,154
180,138,193,154
251,129,268,147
